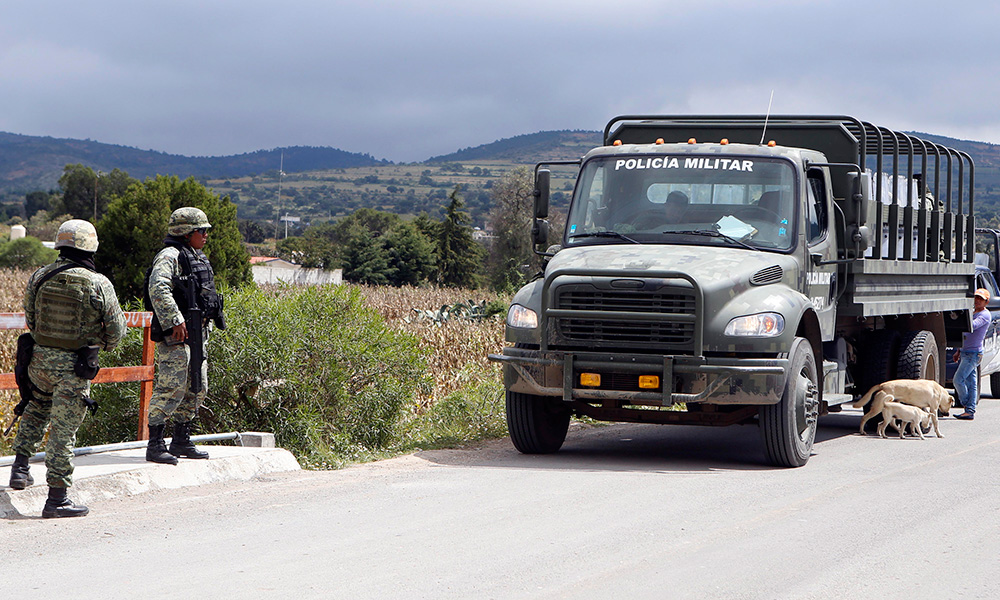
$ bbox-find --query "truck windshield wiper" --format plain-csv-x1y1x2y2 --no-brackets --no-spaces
669,229,757,250
569,231,641,244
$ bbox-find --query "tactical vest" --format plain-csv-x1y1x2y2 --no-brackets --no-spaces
179,246,221,317
145,243,221,342
32,266,103,349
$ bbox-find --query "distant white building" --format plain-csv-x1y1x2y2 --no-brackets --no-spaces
472,227,496,243
250,256,342,286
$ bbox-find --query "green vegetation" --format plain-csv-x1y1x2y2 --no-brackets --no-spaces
203,285,430,465
409,299,506,325
58,165,133,221
60,284,506,468
393,364,506,453
0,236,57,269
274,189,493,289
206,159,577,231
437,187,485,288
486,166,539,291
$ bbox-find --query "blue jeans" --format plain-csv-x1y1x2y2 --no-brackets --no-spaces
954,350,983,414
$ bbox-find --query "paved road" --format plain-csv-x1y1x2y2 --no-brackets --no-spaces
3,396,999,599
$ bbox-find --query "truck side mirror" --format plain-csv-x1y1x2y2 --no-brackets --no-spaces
534,169,550,219
848,170,872,227
531,219,549,246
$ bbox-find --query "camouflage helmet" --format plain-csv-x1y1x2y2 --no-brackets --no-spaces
54,219,99,252
168,207,212,236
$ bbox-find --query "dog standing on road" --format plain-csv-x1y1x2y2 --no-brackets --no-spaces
877,397,936,439
854,379,951,437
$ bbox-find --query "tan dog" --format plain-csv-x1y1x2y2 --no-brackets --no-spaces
877,398,935,439
854,379,951,437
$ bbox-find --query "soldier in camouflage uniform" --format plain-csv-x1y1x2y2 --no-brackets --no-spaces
8,219,126,518
145,207,224,464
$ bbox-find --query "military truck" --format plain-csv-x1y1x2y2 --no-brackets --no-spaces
488,115,977,467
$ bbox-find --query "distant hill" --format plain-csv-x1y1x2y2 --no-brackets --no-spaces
432,128,1000,170
428,130,602,163
906,132,1000,168
0,131,388,193
2,127,999,227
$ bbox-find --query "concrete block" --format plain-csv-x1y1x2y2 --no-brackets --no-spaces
239,432,275,447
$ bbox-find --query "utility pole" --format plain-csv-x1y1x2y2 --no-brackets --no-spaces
275,152,284,240
93,170,101,222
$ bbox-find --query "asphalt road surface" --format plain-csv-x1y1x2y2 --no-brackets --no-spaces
3,395,999,599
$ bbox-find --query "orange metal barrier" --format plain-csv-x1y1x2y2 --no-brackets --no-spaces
1,312,155,440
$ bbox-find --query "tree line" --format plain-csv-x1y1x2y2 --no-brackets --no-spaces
2,164,550,295
272,170,544,291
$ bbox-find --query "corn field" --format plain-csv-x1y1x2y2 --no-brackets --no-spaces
355,285,506,408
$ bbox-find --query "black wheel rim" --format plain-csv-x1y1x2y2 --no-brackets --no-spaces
795,367,819,443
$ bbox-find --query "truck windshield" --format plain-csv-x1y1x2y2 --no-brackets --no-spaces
565,155,797,251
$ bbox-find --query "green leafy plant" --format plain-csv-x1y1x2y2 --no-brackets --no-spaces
407,300,503,325
204,284,430,466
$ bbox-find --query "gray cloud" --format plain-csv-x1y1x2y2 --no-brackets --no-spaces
2,1,997,164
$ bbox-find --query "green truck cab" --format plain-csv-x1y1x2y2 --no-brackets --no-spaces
489,115,977,467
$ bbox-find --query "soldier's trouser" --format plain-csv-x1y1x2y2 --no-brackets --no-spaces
149,341,208,427
12,363,91,488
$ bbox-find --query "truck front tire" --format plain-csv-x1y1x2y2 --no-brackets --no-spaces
760,337,819,467
506,391,571,454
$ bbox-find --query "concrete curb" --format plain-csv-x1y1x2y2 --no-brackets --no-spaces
1,445,301,519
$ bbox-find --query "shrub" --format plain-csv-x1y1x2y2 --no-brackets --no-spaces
0,237,57,269
202,284,430,466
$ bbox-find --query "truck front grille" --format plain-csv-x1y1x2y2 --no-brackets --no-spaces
553,284,697,351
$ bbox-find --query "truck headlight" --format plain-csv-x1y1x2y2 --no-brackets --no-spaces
506,304,539,329
725,312,785,337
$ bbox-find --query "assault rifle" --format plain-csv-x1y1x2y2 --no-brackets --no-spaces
173,273,205,394
6,334,39,436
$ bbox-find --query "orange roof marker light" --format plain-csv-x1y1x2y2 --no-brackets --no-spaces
655,138,664,145
688,138,697,144
720,138,729,145
768,140,777,147
613,140,622,146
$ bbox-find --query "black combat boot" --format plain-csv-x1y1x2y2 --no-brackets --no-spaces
41,486,89,518
168,421,209,459
8,453,34,490
146,424,179,465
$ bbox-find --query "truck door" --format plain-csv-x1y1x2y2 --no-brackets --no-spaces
976,270,1000,377
805,170,837,338
975,228,1000,284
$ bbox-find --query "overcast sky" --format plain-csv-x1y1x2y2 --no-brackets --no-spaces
2,1,998,164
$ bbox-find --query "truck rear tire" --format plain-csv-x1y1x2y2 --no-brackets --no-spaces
760,337,819,468
506,391,570,454
896,330,940,382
